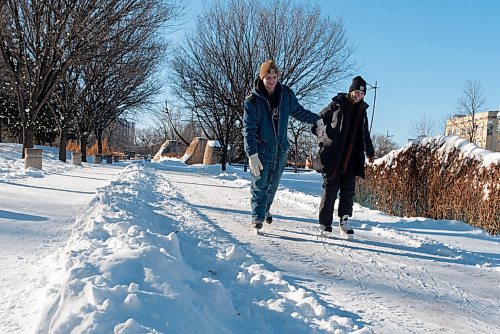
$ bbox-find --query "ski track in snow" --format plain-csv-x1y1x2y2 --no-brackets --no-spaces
157,165,500,334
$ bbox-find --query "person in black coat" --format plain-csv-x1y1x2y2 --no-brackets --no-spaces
312,75,375,236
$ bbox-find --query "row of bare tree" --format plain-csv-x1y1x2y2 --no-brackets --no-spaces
1,0,492,168
0,0,183,160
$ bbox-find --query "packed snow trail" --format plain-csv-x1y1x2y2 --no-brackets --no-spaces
156,161,500,334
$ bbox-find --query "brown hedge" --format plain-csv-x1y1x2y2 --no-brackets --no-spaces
355,137,499,235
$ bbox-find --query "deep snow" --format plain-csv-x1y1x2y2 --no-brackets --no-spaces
0,142,499,333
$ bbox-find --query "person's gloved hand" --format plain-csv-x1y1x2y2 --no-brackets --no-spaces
315,119,328,143
249,153,263,177
316,127,329,143
315,119,326,137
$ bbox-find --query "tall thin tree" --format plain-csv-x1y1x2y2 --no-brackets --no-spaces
454,79,486,143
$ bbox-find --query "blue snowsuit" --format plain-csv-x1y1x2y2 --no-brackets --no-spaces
243,79,320,222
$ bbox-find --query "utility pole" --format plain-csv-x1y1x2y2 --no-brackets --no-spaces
368,81,378,133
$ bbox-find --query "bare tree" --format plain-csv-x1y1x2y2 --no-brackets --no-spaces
66,0,181,161
410,115,436,139
0,0,110,156
171,0,260,170
0,62,20,142
135,127,162,153
92,50,164,155
0,0,183,157
170,0,354,170
453,79,486,142
47,66,83,161
257,0,354,104
288,119,315,172
162,101,192,146
372,133,398,158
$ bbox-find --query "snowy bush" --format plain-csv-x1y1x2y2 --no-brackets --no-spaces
356,135,500,235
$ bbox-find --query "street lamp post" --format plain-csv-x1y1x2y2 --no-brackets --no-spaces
368,81,378,133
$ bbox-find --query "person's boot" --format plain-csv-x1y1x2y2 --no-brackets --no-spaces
252,220,263,230
319,224,333,237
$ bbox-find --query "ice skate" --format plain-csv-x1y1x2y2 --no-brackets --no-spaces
318,224,333,237
252,221,263,235
339,215,354,240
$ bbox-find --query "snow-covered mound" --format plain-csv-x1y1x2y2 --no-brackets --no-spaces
361,135,499,235
0,143,76,183
376,135,499,168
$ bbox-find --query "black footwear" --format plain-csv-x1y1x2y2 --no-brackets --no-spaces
265,213,273,224
252,221,263,229
319,224,333,233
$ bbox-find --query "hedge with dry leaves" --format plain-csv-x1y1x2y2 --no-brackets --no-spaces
355,137,499,235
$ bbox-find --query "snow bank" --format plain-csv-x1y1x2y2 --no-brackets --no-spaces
0,143,76,183
376,135,500,168
35,164,370,333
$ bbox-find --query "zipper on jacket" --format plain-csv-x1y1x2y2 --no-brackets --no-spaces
273,88,284,154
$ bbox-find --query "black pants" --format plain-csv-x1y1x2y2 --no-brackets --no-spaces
319,173,356,226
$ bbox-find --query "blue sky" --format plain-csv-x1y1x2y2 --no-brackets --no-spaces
167,0,500,146
318,0,500,145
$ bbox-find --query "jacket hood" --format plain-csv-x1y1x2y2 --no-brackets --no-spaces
252,76,282,98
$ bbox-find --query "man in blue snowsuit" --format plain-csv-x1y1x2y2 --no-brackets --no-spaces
242,60,325,230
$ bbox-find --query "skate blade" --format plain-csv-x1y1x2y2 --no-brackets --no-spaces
318,228,334,239
339,230,354,240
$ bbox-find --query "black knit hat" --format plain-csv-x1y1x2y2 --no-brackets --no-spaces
349,76,367,94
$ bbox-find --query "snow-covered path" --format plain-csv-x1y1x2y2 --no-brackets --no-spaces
157,164,500,333
0,165,124,334
1,149,498,333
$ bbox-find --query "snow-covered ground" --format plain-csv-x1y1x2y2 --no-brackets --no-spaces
0,143,499,333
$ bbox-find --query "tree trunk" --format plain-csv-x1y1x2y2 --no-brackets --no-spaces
80,135,88,163
293,138,299,173
22,124,35,158
96,128,103,154
58,127,68,162
220,145,227,172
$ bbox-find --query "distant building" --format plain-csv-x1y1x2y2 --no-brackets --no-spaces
108,118,136,151
445,110,500,152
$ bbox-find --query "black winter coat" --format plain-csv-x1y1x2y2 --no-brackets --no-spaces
314,93,374,178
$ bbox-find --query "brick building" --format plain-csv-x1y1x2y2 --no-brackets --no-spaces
445,110,500,152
